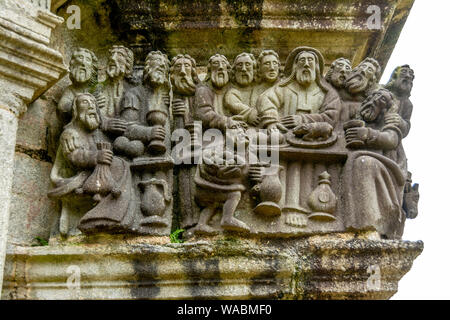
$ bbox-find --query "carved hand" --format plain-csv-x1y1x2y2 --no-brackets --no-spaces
97,149,113,165
345,127,369,147
281,115,300,129
95,93,107,109
247,109,260,126
106,118,127,135
384,113,402,128
151,126,166,141
172,98,187,117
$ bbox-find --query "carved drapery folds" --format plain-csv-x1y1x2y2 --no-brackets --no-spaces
48,45,419,240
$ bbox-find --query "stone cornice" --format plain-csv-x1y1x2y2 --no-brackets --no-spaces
0,0,67,116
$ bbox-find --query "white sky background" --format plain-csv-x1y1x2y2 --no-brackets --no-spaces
383,0,450,299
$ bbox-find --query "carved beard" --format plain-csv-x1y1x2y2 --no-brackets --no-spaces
235,71,253,87
145,67,166,87
70,64,93,84
394,77,413,96
330,71,348,89
346,70,370,94
211,70,229,88
296,67,316,86
107,59,126,79
360,100,381,122
171,74,196,96
81,111,100,131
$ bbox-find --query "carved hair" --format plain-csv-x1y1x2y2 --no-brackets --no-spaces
143,50,170,82
170,54,200,84
360,57,381,81
231,52,257,83
204,54,231,82
280,50,322,87
256,49,280,82
325,57,351,82
109,45,134,79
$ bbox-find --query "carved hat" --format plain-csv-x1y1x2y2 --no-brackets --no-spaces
284,46,325,77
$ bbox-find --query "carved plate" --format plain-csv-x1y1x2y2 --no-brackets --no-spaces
286,131,338,149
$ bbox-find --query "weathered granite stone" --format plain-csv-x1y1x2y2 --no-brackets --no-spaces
1,0,422,301
2,233,423,300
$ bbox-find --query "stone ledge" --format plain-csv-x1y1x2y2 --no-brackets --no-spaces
2,235,423,300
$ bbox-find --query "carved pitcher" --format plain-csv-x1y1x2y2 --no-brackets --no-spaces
253,165,283,216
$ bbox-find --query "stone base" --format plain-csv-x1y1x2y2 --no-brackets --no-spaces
2,233,423,300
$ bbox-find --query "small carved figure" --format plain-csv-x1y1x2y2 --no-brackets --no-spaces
193,145,250,234
257,46,341,131
49,93,134,235
343,88,406,239
171,54,200,129
253,50,281,97
403,172,419,219
325,58,352,90
224,53,260,126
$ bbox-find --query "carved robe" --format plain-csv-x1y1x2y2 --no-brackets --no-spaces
257,78,341,128
343,121,406,239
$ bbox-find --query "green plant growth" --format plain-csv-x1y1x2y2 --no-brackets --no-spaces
170,229,185,243
32,237,49,246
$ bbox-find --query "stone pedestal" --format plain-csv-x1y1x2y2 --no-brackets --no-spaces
2,233,423,300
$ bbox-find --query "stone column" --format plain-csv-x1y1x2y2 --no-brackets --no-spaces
0,0,66,295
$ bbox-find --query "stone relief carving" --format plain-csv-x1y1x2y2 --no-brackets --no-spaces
47,45,418,240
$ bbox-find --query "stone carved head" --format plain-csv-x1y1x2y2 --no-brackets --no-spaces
257,50,280,84
170,54,199,95
71,93,101,131
360,88,394,122
69,48,98,85
281,47,325,88
231,52,256,87
325,57,352,89
385,65,415,98
106,45,134,80
205,54,231,89
143,50,170,87
345,57,381,95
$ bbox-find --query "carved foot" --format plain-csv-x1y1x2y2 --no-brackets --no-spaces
221,218,250,233
192,224,219,236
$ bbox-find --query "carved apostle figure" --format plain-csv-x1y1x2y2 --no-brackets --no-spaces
99,45,135,118
339,57,382,122
49,93,135,235
253,50,281,98
113,51,169,159
384,64,418,219
257,46,341,131
325,57,352,90
384,65,415,138
170,54,200,129
57,48,100,124
194,54,243,132
343,88,406,239
223,52,260,126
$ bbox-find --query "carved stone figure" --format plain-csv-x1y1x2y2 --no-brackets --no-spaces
325,57,352,90
171,54,200,129
99,45,135,118
194,54,238,132
253,50,281,98
48,93,135,235
257,46,341,131
57,48,100,124
343,88,406,239
339,57,382,123
224,53,260,126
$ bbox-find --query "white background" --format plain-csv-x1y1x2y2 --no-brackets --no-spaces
383,0,450,299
